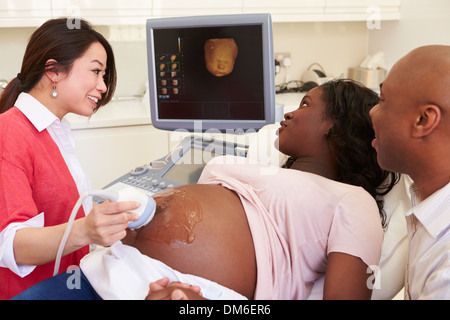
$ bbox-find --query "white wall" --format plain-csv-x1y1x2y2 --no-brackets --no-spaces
273,21,368,85
368,0,450,69
0,26,149,98
0,21,369,98
2,1,449,97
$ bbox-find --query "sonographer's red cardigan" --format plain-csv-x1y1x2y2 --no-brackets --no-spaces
0,107,88,300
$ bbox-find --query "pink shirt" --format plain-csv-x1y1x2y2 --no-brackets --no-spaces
198,156,383,299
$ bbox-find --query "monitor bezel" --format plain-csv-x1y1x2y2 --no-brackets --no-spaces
146,13,275,133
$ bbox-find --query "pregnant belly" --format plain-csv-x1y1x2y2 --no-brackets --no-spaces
123,184,257,299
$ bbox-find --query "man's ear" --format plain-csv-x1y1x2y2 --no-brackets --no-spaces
44,59,60,83
413,104,441,138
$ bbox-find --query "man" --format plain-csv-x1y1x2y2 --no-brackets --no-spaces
370,45,450,299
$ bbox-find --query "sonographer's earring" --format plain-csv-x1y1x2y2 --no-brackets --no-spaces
51,83,58,98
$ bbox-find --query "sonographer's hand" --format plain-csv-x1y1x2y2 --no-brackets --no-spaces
13,200,140,267
82,200,140,246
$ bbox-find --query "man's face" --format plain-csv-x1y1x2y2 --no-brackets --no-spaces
369,60,416,174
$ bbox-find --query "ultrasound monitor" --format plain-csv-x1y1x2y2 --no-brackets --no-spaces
146,14,275,132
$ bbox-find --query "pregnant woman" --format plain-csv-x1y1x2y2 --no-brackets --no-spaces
13,79,397,300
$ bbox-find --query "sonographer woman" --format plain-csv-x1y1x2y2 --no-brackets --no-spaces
0,18,140,299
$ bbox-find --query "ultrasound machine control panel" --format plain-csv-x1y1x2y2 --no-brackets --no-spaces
101,136,248,197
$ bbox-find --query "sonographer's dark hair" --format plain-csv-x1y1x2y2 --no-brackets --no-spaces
0,18,116,114
284,79,399,227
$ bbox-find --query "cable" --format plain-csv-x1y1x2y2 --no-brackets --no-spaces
306,62,326,74
275,80,319,94
53,190,119,276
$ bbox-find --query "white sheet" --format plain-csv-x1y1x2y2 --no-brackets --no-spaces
80,242,246,300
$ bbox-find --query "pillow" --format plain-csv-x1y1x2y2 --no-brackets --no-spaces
247,124,411,300
370,174,410,300
247,124,288,167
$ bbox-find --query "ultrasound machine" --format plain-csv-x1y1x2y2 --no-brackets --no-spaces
102,13,276,197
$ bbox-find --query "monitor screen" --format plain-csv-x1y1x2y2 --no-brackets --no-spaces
146,14,275,132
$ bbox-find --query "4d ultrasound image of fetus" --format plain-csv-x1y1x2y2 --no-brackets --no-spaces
204,38,238,77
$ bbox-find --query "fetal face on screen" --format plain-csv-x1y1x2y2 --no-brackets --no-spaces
204,38,238,77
